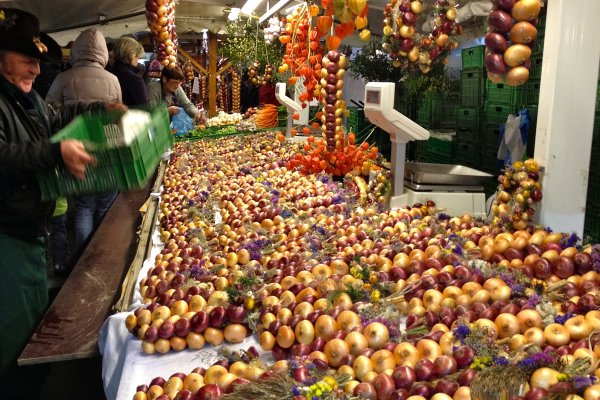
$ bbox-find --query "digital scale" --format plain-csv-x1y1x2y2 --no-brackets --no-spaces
275,82,309,139
364,82,492,218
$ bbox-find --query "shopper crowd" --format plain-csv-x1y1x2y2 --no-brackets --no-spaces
0,7,181,399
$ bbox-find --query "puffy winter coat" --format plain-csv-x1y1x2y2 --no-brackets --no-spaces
46,29,121,105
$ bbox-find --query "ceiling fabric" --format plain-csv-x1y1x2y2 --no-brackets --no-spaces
0,0,491,45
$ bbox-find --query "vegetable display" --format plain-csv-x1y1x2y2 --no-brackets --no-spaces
485,0,543,86
127,130,600,400
145,0,178,68
381,0,461,73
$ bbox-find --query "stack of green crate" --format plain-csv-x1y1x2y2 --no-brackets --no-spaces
455,45,486,168
414,133,454,164
416,92,459,130
585,108,600,242
347,107,367,134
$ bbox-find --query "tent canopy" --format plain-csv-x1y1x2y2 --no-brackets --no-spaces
0,0,492,45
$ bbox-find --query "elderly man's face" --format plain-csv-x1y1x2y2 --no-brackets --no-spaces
0,51,41,93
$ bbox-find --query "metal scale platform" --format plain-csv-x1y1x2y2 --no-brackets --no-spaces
364,82,492,218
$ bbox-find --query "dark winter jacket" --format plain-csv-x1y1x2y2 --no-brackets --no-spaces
0,77,100,237
109,61,148,107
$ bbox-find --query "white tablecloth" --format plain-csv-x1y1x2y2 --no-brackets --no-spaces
99,192,265,400
100,313,261,400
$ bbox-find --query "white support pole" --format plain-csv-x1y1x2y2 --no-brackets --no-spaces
534,0,600,235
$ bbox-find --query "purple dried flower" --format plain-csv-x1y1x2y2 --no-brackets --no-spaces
281,209,293,218
561,233,580,248
525,294,542,308
453,325,471,342
517,351,555,369
438,213,451,220
493,356,510,366
554,312,574,325
573,375,597,391
292,386,301,396
452,246,464,255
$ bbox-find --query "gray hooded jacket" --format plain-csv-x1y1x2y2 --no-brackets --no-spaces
46,29,122,105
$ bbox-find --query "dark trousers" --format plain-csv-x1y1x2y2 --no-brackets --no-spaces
0,233,49,398
50,214,69,268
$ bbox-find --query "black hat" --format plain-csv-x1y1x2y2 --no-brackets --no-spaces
0,8,55,59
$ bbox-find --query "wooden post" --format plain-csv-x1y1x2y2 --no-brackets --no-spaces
208,31,218,118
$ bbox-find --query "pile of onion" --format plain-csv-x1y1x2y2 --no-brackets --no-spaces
320,50,347,152
485,0,542,86
145,0,178,68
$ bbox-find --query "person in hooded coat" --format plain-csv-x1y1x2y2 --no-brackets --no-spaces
46,28,122,264
46,28,121,104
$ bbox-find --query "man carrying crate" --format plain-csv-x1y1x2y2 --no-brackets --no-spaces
0,8,126,399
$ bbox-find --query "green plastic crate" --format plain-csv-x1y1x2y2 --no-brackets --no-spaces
482,125,501,147
480,144,502,173
455,127,481,143
485,103,512,127
460,68,486,108
423,136,454,164
516,79,541,106
461,46,485,70
347,108,366,132
584,204,600,243
413,140,427,162
456,107,483,130
586,173,600,208
151,107,174,155
453,140,481,168
38,109,168,200
486,79,541,106
441,100,459,129
486,81,517,105
416,93,443,128
529,54,544,80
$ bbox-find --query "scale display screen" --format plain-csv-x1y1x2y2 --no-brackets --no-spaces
365,90,380,105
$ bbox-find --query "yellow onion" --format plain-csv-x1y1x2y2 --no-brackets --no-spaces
530,367,560,390
324,338,350,367
517,309,543,333
345,331,369,356
363,322,389,350
353,355,374,381
565,315,593,340
394,342,421,368
584,384,600,400
416,339,442,362
524,327,546,347
544,323,571,347
512,0,542,22
495,313,520,339
506,66,530,87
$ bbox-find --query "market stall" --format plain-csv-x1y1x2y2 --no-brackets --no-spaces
9,0,600,399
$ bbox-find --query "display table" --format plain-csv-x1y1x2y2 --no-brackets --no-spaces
18,182,155,365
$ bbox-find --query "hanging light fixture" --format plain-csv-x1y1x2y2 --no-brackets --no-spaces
228,7,241,20
258,0,296,23
240,0,264,16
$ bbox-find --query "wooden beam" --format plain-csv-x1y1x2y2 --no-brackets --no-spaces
208,31,217,117
216,62,232,77
178,48,208,75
